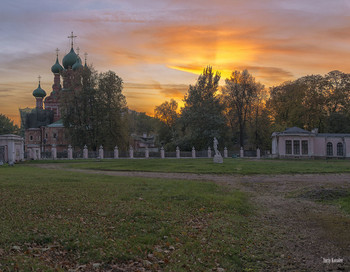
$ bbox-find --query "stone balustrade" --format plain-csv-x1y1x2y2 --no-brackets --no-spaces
25,144,265,160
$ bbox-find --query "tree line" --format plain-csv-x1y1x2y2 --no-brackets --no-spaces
3,66,350,151
154,68,350,151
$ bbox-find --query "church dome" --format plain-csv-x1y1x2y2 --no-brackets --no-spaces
62,48,78,69
72,56,83,71
33,83,46,98
51,57,64,73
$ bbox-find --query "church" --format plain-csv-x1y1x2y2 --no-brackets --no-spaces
21,33,86,159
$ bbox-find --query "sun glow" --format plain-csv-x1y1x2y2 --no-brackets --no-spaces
167,38,260,81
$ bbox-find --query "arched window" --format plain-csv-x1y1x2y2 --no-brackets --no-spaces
337,142,344,156
326,142,333,156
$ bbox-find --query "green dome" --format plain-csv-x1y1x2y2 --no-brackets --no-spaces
62,48,78,69
72,56,83,71
51,57,64,73
33,83,46,98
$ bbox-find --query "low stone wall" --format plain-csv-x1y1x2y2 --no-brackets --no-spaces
24,144,267,160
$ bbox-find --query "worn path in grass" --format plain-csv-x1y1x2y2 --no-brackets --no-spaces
36,164,350,271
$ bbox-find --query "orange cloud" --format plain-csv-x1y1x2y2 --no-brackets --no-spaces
168,64,293,87
3,0,350,124
124,82,188,115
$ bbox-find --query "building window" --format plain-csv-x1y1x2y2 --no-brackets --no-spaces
302,140,308,155
337,143,344,156
45,133,48,139
286,140,292,154
53,133,57,139
293,140,300,155
30,135,33,141
327,142,333,156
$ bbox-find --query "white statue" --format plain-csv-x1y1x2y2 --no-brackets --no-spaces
213,137,223,163
213,137,221,156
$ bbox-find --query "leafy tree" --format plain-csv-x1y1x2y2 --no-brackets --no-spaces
154,99,179,144
324,70,350,114
223,70,264,148
268,71,350,133
97,71,128,150
154,99,178,129
326,112,350,133
180,66,226,150
61,67,128,150
246,89,272,149
128,111,159,136
296,75,327,130
0,114,19,135
267,81,306,129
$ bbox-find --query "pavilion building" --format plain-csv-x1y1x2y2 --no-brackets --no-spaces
271,127,350,158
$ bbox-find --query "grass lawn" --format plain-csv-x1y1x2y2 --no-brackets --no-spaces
337,196,350,214
54,158,350,175
0,165,253,271
289,187,350,215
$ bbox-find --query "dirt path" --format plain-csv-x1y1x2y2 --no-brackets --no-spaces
36,164,350,271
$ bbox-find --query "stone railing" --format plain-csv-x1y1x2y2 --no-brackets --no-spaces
26,145,266,160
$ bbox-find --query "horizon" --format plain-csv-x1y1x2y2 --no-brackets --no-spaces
2,0,350,124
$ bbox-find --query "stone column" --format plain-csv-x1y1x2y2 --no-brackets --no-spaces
68,145,73,160
129,146,134,159
52,144,57,160
224,147,228,158
192,146,196,158
8,140,15,163
176,146,180,159
208,147,211,158
160,147,165,159
99,145,104,159
257,148,261,159
83,145,88,159
145,147,149,158
114,146,119,159
240,147,244,158
20,139,24,161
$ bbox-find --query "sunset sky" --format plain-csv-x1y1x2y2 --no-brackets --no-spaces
1,0,350,124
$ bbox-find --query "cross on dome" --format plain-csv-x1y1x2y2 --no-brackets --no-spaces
68,31,77,48
38,75,41,84
55,48,60,57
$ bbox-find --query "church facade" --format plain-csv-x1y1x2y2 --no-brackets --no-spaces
21,33,86,158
